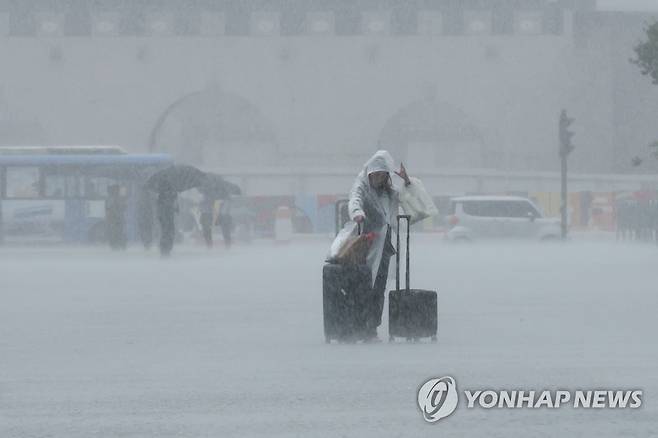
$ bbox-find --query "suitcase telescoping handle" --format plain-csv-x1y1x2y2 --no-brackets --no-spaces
396,214,411,292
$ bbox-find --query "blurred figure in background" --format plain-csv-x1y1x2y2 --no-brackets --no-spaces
615,197,658,242
137,188,155,250
217,199,233,248
157,185,178,256
105,184,127,250
199,174,241,248
199,194,215,248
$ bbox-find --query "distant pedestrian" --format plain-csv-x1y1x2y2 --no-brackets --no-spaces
137,188,155,250
200,195,215,248
217,199,233,248
157,185,178,256
105,184,127,250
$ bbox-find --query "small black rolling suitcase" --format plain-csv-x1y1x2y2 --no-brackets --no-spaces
323,199,371,343
388,214,438,343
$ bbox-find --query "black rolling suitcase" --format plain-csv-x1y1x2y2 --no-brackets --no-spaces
388,214,438,343
323,199,371,343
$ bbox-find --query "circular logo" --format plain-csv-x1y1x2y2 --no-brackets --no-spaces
417,376,459,423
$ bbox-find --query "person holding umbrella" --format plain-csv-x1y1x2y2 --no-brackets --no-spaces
146,164,206,256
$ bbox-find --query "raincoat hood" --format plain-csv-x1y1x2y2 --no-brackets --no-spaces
364,150,395,176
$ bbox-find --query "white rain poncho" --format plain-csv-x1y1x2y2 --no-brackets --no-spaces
347,150,401,285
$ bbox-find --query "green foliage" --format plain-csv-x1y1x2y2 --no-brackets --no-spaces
632,25,658,166
632,21,658,85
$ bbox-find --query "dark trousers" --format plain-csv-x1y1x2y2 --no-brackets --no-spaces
107,219,127,250
365,226,394,331
138,216,153,249
217,214,232,248
200,212,213,247
158,212,175,256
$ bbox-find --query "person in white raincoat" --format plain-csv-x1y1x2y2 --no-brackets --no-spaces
348,150,412,340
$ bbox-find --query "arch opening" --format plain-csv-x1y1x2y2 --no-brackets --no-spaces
149,89,278,168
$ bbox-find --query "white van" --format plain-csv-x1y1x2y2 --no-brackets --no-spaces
446,196,561,241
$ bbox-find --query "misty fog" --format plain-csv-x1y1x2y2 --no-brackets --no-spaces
1,1,658,437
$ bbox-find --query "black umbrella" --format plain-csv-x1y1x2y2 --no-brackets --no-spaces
145,165,206,193
199,173,242,199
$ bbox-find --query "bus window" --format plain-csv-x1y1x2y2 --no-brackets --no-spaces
85,176,120,198
6,167,40,198
43,173,82,198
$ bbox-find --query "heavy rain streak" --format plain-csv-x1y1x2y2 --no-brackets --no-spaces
1,1,657,437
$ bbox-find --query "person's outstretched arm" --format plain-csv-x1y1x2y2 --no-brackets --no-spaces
348,175,366,223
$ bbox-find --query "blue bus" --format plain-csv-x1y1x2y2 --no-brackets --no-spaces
0,147,172,244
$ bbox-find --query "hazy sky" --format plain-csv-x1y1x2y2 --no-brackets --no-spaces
597,0,658,12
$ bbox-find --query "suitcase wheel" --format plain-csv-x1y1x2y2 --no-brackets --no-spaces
431,335,437,343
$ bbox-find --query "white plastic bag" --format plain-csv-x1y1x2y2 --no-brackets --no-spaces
399,177,438,223
327,220,359,261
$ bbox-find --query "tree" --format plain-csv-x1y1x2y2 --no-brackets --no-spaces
632,21,658,84
631,24,658,167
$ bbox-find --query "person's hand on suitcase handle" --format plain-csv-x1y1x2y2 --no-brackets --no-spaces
354,214,365,235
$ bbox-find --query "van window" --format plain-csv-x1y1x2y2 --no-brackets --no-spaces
461,200,540,218
462,201,505,217
504,201,540,218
